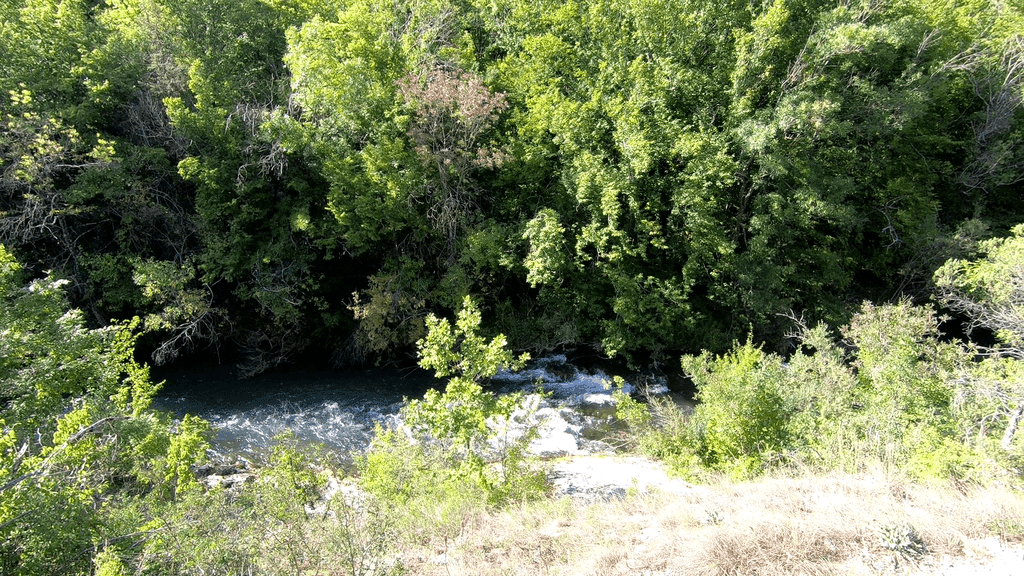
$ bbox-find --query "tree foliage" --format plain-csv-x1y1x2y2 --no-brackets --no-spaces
0,244,208,575
936,224,1024,355
936,224,1024,449
3,1,1024,568
2,0,1023,370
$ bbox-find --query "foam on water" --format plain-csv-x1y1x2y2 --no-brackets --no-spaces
202,401,374,465
152,365,438,465
491,354,636,404
154,356,669,464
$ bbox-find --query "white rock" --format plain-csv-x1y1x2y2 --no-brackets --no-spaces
548,456,704,502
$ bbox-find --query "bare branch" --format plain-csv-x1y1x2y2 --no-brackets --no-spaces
943,36,1024,194
0,416,128,495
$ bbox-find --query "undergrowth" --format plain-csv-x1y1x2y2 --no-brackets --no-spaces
615,301,1024,486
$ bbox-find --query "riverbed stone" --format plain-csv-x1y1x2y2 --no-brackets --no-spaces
201,473,254,490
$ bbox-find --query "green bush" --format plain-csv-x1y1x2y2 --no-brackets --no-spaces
405,296,543,501
140,435,402,576
609,375,651,428
936,225,1024,454
614,299,1015,483
681,339,791,476
359,426,490,540
362,295,546,518
0,245,209,575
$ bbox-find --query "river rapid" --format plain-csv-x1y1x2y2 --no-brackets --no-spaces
152,355,689,469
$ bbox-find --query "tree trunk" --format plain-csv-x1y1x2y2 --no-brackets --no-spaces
1001,402,1024,450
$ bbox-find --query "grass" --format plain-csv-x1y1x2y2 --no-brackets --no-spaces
144,436,1024,576
379,468,1024,576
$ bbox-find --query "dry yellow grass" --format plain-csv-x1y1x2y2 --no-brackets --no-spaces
388,471,1024,576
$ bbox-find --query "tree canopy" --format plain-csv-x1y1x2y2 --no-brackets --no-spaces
2,0,1023,372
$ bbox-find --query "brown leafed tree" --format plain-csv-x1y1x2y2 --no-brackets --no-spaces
397,68,508,259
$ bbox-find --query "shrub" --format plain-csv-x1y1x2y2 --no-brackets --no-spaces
682,339,791,476
609,375,704,478
402,296,543,501
936,225,1024,452
140,435,402,576
362,295,546,519
359,426,490,540
614,299,1007,482
609,375,651,428
0,245,208,575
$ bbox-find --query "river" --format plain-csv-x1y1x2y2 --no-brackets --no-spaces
151,355,689,468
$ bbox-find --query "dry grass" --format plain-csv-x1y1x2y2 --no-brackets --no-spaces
389,471,1024,576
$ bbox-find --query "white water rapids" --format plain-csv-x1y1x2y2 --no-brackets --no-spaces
152,355,681,468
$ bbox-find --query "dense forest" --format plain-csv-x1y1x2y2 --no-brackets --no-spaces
3,0,1022,374
3,1,1024,574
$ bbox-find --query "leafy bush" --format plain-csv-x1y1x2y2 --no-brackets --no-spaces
614,298,1018,482
0,245,208,575
607,376,706,477
359,426,490,540
681,339,791,477
609,375,651,428
362,296,546,513
141,435,402,576
936,224,1024,452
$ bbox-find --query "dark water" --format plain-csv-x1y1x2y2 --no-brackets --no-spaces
151,363,440,466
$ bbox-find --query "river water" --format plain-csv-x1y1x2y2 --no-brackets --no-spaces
152,355,686,468
152,362,438,467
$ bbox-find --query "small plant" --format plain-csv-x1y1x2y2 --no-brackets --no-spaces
261,431,332,515
701,509,725,526
986,517,1024,542
93,548,128,576
609,375,651,428
164,414,211,499
365,296,545,509
876,521,927,556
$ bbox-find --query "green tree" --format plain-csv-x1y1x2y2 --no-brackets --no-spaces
936,224,1024,449
488,0,749,355
1,244,209,575
6,0,1023,372
135,0,346,373
282,0,524,359
483,0,1024,359
1,0,213,360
